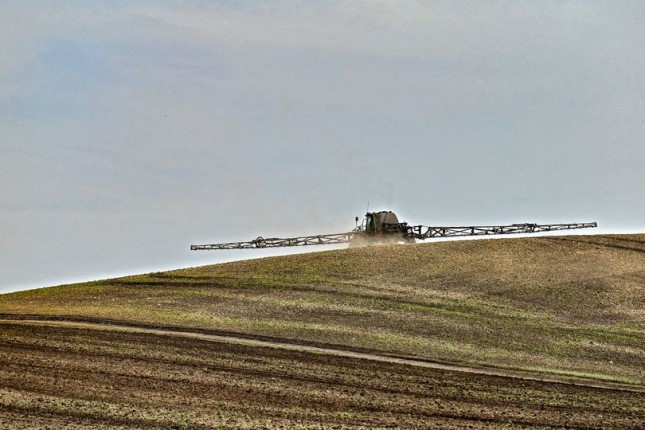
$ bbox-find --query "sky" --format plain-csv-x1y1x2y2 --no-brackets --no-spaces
2,1,644,293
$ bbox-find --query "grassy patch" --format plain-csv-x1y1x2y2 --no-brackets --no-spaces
396,301,474,319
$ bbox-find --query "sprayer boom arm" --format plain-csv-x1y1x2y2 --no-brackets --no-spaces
190,233,354,250
408,222,598,240
190,221,597,251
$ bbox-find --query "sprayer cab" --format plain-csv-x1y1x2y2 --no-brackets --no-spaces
356,211,412,238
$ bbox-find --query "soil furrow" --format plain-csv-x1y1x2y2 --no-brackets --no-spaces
0,317,640,393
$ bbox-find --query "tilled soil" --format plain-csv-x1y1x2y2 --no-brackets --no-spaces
1,322,643,429
3,234,644,387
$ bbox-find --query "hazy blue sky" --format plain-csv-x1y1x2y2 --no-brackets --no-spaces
2,1,644,292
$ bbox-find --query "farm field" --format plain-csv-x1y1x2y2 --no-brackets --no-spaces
0,321,643,429
1,234,644,427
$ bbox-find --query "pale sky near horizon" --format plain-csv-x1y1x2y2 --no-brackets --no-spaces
2,1,645,293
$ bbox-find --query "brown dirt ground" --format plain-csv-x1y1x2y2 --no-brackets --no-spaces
2,234,644,385
1,234,644,428
1,322,643,429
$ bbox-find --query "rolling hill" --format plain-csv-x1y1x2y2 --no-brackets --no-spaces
1,234,643,428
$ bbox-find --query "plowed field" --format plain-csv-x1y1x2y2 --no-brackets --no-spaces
1,234,644,427
1,322,643,429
